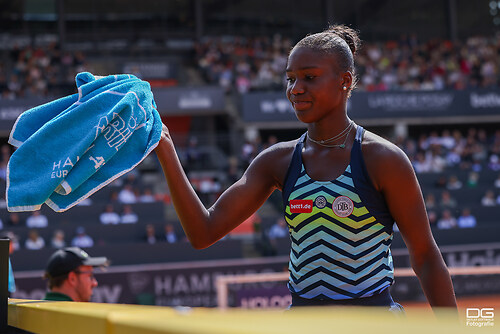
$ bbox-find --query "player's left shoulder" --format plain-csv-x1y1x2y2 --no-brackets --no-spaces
361,129,414,183
361,130,409,164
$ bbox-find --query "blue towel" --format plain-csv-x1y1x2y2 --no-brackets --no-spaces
7,72,162,212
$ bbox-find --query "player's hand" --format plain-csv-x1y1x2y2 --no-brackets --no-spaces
160,123,170,141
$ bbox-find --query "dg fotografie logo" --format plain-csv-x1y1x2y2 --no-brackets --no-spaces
466,308,494,327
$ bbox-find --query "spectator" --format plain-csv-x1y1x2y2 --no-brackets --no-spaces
25,230,45,250
120,204,138,224
436,210,458,230
26,210,48,228
488,154,500,171
424,193,437,210
457,208,477,228
481,190,496,206
446,175,463,190
43,247,108,302
198,177,222,205
118,184,137,204
138,188,156,203
108,190,120,204
427,210,438,227
240,140,257,169
71,227,94,248
439,190,457,210
185,137,201,168
164,224,178,243
440,129,456,150
99,204,120,225
428,148,446,173
77,197,93,206
445,147,462,168
51,230,66,249
7,213,22,227
494,174,500,188
144,224,157,244
434,175,448,189
412,152,431,173
267,218,289,239
466,171,479,187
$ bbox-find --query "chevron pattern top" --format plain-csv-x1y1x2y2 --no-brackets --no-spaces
282,125,395,301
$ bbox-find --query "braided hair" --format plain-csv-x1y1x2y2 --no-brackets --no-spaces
292,25,361,95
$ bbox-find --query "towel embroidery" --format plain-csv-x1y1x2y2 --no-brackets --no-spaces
6,72,162,212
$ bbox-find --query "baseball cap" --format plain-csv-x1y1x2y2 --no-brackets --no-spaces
45,247,109,278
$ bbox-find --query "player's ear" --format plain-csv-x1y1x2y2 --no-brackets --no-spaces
341,71,353,91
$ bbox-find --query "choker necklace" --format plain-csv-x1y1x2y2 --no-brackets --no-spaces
307,121,354,148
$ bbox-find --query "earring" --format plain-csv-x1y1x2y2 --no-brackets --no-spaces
342,86,347,91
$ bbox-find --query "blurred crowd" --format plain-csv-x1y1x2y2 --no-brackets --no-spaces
0,42,88,99
1,33,498,99
357,35,499,91
397,127,500,173
195,34,499,93
195,35,292,93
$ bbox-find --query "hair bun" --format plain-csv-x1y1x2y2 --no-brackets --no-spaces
327,25,361,56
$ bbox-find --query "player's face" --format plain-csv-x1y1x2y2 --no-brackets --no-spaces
74,265,98,302
286,47,345,123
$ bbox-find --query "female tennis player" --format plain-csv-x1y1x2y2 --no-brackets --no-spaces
154,25,457,311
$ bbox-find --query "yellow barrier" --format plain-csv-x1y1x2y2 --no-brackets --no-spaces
8,299,496,334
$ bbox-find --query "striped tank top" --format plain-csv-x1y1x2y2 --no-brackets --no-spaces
281,125,395,300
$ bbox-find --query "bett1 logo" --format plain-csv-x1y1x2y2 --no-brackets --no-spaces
466,308,494,327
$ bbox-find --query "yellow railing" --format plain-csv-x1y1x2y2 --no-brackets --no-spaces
8,298,492,334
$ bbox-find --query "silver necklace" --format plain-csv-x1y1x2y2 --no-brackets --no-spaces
307,121,354,148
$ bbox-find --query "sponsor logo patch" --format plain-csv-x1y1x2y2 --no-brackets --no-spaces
289,199,313,213
314,196,327,209
332,196,354,217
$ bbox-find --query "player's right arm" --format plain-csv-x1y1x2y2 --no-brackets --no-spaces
154,124,291,249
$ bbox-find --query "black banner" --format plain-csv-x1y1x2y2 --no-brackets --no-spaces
240,92,297,123
12,257,289,307
11,243,500,307
0,98,50,132
0,86,226,134
152,86,226,115
241,89,500,123
3,89,499,133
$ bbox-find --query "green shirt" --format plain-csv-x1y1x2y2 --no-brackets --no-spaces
43,291,73,301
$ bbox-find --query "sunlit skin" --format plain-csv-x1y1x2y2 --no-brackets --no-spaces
154,41,457,310
286,47,349,127
285,47,355,181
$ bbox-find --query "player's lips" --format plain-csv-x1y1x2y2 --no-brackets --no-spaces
291,100,312,110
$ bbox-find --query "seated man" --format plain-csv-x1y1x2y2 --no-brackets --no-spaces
43,247,109,302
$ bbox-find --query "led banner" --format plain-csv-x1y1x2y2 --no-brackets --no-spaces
12,257,290,307
152,86,226,115
0,86,226,133
0,98,50,132
241,89,500,123
11,243,500,307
